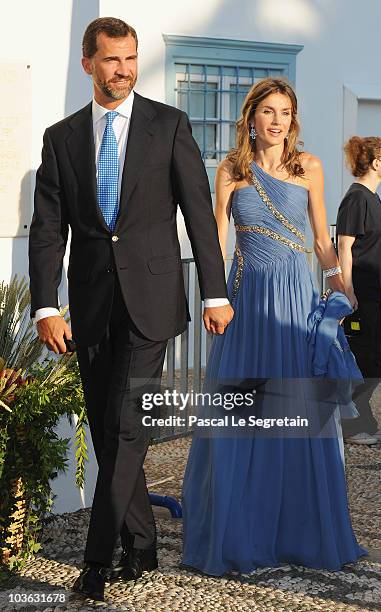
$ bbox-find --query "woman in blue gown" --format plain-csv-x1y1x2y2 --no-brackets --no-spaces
181,77,367,576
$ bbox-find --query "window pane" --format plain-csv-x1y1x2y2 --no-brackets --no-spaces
177,81,217,118
190,82,217,118
254,68,269,81
205,90,217,118
190,90,204,117
178,89,188,113
229,84,250,120
269,68,283,77
192,123,217,159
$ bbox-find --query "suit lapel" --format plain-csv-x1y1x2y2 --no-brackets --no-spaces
65,94,157,232
65,103,110,233
117,93,156,226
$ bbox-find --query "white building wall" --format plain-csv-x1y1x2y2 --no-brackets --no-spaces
102,0,381,253
1,0,380,512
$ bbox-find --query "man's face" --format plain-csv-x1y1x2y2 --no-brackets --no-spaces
82,32,138,102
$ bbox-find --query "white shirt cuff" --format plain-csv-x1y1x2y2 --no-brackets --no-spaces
33,307,61,323
204,298,230,308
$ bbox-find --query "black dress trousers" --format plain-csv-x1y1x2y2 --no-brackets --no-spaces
76,276,167,566
343,299,381,437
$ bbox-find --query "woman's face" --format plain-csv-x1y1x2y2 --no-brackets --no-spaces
252,92,293,147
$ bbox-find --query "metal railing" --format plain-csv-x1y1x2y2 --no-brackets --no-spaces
154,259,213,442
164,258,212,395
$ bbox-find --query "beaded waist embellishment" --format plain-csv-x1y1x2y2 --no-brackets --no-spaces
235,225,307,253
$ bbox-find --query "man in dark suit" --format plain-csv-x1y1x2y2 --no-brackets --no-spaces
29,17,232,601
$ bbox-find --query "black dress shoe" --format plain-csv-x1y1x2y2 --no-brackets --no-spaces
72,566,108,601
111,547,158,581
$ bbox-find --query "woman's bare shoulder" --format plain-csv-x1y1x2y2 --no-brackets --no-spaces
217,158,234,176
299,151,323,174
216,158,236,189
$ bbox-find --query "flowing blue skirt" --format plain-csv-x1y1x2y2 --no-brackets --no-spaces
182,252,367,576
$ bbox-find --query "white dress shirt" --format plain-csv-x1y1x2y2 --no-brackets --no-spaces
34,92,227,323
92,92,134,200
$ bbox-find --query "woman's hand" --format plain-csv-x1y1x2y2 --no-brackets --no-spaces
346,288,358,311
339,289,357,325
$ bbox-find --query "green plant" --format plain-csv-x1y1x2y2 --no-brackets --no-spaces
0,277,88,573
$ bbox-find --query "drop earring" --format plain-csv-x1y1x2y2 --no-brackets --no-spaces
250,126,257,141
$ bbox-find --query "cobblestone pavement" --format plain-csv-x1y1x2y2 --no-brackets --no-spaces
1,392,381,611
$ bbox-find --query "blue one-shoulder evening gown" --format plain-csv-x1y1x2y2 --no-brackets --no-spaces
181,162,367,576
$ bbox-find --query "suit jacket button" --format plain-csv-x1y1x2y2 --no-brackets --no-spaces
111,235,119,242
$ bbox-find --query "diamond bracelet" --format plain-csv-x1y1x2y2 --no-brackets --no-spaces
323,265,342,278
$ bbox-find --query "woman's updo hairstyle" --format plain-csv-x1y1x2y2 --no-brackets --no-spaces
344,136,381,177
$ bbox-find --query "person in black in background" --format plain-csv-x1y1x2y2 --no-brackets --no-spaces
337,136,381,445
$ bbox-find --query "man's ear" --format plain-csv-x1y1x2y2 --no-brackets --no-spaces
82,57,92,76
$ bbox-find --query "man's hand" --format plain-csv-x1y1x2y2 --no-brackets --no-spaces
203,304,234,335
36,316,72,354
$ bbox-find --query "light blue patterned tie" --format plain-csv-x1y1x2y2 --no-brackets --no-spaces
97,111,119,231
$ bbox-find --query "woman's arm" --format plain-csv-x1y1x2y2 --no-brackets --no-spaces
304,154,346,293
337,234,358,309
214,160,235,260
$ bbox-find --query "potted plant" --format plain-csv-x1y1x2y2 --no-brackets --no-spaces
0,277,87,574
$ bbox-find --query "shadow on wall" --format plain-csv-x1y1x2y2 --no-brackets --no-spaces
9,1,100,514
11,170,34,285
51,0,100,515
65,0,99,115
11,0,99,284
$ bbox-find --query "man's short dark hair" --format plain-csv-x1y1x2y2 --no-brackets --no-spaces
82,17,138,58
